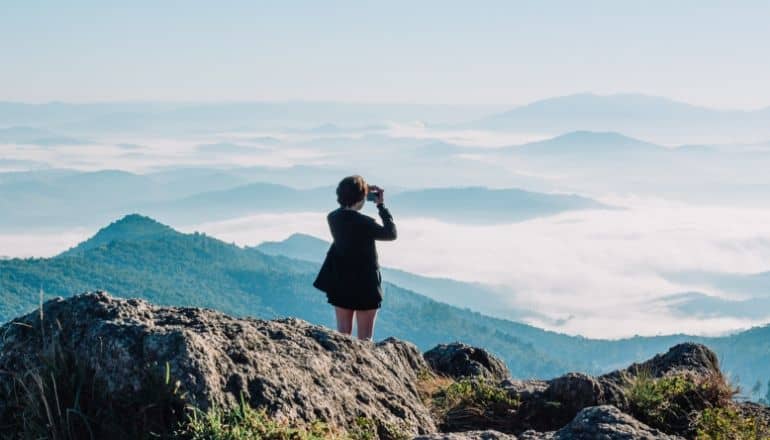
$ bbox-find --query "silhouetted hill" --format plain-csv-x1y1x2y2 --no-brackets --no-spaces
256,233,329,262
392,186,610,222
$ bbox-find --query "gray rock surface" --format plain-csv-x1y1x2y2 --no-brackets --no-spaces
547,405,685,439
0,292,732,440
424,342,511,382
416,406,683,439
0,291,436,435
600,342,721,384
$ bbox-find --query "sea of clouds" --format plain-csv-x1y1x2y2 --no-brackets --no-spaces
178,197,770,338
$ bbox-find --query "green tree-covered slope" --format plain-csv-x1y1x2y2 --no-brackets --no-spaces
1,214,768,394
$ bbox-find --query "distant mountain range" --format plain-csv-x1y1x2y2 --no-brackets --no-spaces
0,168,610,229
161,183,609,224
2,214,769,398
659,292,770,320
4,94,770,142
454,130,770,207
467,93,770,141
658,270,770,320
0,126,92,146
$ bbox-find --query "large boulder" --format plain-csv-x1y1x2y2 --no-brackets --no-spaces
500,373,607,432
601,342,721,384
424,342,511,382
521,373,607,431
0,292,436,436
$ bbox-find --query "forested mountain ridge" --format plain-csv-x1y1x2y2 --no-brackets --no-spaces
0,215,570,378
1,214,769,398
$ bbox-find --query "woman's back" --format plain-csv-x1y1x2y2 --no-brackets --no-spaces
327,208,381,269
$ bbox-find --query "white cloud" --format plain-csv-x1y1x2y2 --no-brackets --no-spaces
0,228,91,258
384,122,549,148
0,134,334,173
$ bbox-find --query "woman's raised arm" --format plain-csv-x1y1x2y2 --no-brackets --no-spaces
366,203,397,241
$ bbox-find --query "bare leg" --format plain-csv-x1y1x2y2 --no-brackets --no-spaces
355,308,378,341
334,306,354,335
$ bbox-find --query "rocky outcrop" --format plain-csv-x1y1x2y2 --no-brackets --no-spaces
600,342,721,384
501,373,609,432
0,292,435,436
424,342,511,382
0,292,749,440
446,343,727,437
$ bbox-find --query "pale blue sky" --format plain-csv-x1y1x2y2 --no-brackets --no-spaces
2,0,769,109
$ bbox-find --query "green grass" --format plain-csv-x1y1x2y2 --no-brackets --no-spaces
435,378,519,411
427,377,519,432
695,407,770,440
0,325,186,440
626,371,698,428
175,393,341,440
173,393,414,440
624,369,738,436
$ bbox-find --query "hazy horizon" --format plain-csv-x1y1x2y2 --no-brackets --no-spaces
2,91,769,112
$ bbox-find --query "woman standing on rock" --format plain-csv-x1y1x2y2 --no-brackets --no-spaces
313,175,397,341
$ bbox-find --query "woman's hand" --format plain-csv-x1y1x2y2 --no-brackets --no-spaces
371,185,385,205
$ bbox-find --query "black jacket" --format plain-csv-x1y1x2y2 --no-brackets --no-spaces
313,203,397,310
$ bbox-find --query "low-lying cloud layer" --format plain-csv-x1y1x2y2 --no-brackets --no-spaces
182,197,770,338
